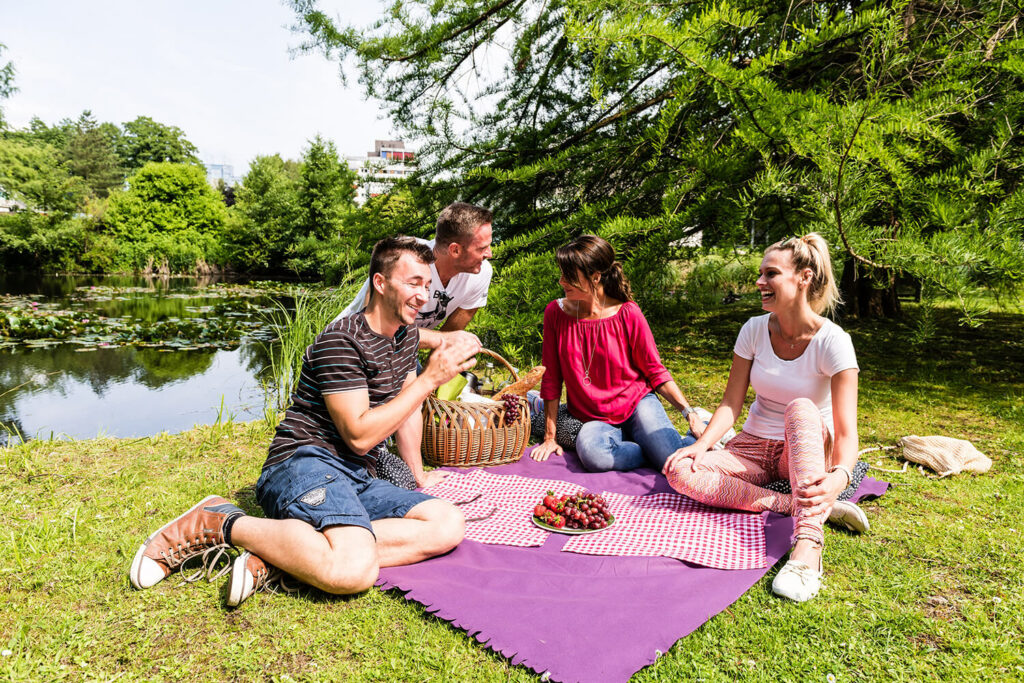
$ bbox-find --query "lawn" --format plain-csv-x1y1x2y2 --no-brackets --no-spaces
2,299,1022,681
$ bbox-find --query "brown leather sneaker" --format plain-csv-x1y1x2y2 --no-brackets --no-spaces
129,495,244,590
227,551,297,607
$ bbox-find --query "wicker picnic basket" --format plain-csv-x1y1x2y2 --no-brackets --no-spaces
421,348,531,467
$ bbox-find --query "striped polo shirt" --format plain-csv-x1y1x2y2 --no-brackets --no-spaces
265,313,419,475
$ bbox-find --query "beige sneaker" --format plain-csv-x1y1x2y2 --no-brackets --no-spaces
828,500,870,533
772,558,823,602
227,551,297,607
129,496,244,590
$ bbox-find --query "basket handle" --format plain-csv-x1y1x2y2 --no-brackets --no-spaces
478,348,520,382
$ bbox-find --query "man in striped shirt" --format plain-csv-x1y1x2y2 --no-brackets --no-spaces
130,237,479,607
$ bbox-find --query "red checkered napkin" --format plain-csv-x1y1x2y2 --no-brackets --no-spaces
422,471,586,547
561,492,766,570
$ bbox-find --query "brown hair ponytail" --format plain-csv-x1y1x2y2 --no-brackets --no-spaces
556,235,634,302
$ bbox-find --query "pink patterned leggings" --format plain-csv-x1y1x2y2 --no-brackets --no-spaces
666,398,832,546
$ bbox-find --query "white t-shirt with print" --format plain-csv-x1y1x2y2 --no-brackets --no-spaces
334,238,492,329
733,314,858,440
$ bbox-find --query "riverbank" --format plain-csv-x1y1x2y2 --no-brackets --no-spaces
2,303,1022,680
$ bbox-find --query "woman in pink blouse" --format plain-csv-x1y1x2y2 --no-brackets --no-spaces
530,235,703,471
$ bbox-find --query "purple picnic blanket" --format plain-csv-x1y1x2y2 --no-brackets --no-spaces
377,448,889,683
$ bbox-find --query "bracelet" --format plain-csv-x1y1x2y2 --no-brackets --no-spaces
829,464,852,489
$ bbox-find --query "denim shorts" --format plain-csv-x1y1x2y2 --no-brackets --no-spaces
255,445,433,535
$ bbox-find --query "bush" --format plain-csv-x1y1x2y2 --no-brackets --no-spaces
0,212,91,272
103,162,227,272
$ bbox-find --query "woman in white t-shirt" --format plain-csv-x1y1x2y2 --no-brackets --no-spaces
662,233,865,603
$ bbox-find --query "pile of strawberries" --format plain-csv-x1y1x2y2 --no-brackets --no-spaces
533,490,612,530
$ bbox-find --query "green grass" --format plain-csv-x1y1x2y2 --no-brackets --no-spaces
2,298,1022,681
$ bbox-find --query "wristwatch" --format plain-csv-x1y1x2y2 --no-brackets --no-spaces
682,407,695,419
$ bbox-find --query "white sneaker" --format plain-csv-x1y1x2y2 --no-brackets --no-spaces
828,500,869,533
771,559,823,602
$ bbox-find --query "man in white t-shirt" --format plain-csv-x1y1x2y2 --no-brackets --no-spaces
335,202,493,351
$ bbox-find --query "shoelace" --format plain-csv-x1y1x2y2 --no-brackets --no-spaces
259,568,301,596
176,544,233,586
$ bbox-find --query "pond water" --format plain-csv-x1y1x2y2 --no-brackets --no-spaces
0,273,298,445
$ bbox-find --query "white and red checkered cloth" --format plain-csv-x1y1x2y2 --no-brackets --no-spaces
422,470,587,547
561,491,765,570
424,472,765,569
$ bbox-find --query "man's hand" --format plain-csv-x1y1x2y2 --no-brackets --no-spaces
530,439,563,461
423,334,479,388
443,329,482,352
416,469,450,488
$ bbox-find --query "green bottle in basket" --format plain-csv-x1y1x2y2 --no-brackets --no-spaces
436,373,468,401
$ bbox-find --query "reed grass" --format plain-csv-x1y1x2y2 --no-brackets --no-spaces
262,283,358,414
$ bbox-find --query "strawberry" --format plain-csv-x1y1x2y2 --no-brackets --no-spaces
534,505,548,518
553,515,566,529
543,495,557,509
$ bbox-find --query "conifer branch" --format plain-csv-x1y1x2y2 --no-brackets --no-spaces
380,0,522,63
834,107,887,270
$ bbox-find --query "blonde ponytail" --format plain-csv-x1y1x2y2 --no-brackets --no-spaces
766,233,842,315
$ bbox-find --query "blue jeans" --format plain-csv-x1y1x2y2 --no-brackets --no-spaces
256,445,433,534
575,393,697,472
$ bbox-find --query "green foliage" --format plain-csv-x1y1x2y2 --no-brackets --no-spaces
62,111,124,199
296,134,357,240
292,0,1024,325
0,213,92,272
0,42,15,128
0,137,85,213
223,154,302,272
104,162,228,272
116,115,200,172
225,138,367,278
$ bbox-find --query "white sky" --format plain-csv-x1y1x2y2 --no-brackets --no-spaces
0,1,397,174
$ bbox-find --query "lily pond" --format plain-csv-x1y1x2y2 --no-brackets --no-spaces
0,273,304,445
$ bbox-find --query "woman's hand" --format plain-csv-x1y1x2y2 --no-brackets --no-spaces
662,444,710,476
686,411,706,439
530,439,563,461
793,470,847,518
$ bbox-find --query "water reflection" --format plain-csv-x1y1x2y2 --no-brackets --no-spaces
0,274,283,444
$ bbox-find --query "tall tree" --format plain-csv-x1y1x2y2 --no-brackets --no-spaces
63,111,124,199
297,134,356,240
116,116,200,172
0,42,15,129
225,154,302,271
291,0,1024,324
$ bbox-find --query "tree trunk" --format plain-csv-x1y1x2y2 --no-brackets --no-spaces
839,257,902,319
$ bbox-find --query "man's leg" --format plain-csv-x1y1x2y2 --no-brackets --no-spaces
229,517,378,594
371,498,465,567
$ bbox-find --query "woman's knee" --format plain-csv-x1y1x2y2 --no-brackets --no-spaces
784,397,817,421
576,421,615,471
665,458,697,492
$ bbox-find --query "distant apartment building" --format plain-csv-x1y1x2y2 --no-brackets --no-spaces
345,140,416,205
0,197,26,214
204,163,241,187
